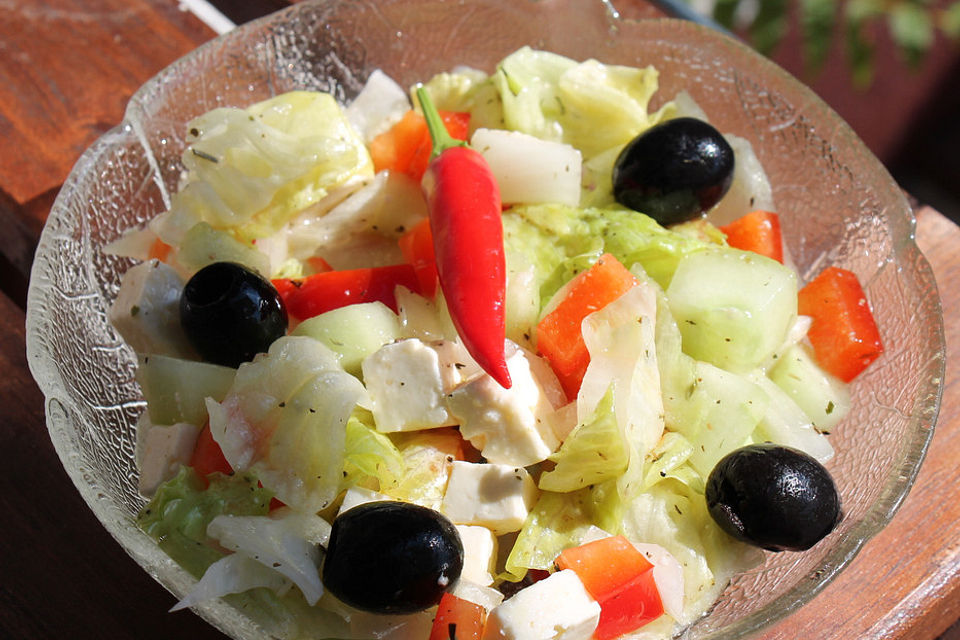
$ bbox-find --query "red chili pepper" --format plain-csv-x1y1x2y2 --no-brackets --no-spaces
417,87,511,388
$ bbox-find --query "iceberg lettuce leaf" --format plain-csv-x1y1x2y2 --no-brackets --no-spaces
153,91,373,245
206,336,368,513
539,388,627,492
137,466,272,577
494,47,662,159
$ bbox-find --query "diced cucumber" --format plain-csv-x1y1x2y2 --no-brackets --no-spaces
768,343,850,434
137,354,236,426
747,371,834,463
177,221,271,276
292,302,401,377
666,248,797,373
669,360,769,477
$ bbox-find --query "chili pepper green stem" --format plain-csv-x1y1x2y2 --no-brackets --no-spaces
417,87,467,158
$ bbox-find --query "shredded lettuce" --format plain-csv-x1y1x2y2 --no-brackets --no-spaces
206,512,328,605
137,467,272,577
621,479,763,626
170,553,291,612
206,336,368,513
502,204,718,311
151,90,373,245
419,68,506,133
494,47,665,160
539,389,627,492
343,409,405,490
504,481,620,580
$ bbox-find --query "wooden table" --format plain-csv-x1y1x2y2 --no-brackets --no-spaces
0,2,956,639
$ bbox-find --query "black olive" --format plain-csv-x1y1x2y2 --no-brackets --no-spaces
322,501,463,614
180,261,287,368
705,443,842,552
612,117,735,225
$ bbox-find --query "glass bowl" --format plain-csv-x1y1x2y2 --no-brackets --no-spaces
25,0,945,638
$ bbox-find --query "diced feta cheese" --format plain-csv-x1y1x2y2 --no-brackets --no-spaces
362,339,456,432
338,486,392,516
446,347,560,466
108,259,195,358
455,524,498,586
482,570,600,640
137,422,201,496
440,461,538,535
430,339,482,392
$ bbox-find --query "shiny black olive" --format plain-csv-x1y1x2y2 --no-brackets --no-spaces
706,443,842,552
180,261,287,368
322,501,463,614
612,117,735,225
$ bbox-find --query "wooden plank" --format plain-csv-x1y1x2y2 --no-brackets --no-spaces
0,0,214,224
755,206,959,640
0,290,229,639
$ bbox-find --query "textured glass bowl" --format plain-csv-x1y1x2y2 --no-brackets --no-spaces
25,0,945,638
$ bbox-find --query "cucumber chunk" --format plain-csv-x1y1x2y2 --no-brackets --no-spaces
292,302,402,377
748,371,835,462
666,248,797,373
137,354,236,426
768,343,850,434
670,360,769,477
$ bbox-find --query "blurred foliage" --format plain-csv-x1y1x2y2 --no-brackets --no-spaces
682,0,960,87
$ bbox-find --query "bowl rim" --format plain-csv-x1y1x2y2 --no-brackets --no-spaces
24,1,947,638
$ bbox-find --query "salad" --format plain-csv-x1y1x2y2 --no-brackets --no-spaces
106,46,884,640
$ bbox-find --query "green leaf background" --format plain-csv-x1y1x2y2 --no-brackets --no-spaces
682,0,960,87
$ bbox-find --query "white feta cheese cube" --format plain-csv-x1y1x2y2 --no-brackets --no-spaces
138,422,201,496
446,347,560,466
441,461,537,535
455,525,498,586
430,339,482,392
108,259,195,358
362,338,456,432
338,486,392,516
482,569,600,640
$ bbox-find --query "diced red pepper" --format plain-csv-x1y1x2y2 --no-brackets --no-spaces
428,592,487,640
272,264,420,321
148,237,172,262
398,217,438,297
720,210,783,263
189,423,233,484
536,254,638,399
306,256,334,274
191,424,284,510
797,266,883,382
556,536,664,640
369,109,471,182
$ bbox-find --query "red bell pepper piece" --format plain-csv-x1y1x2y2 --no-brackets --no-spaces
369,109,471,182
720,210,784,263
272,263,420,321
190,422,233,484
797,266,883,382
428,592,487,640
536,254,639,399
417,87,511,388
556,535,664,639
398,217,439,297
